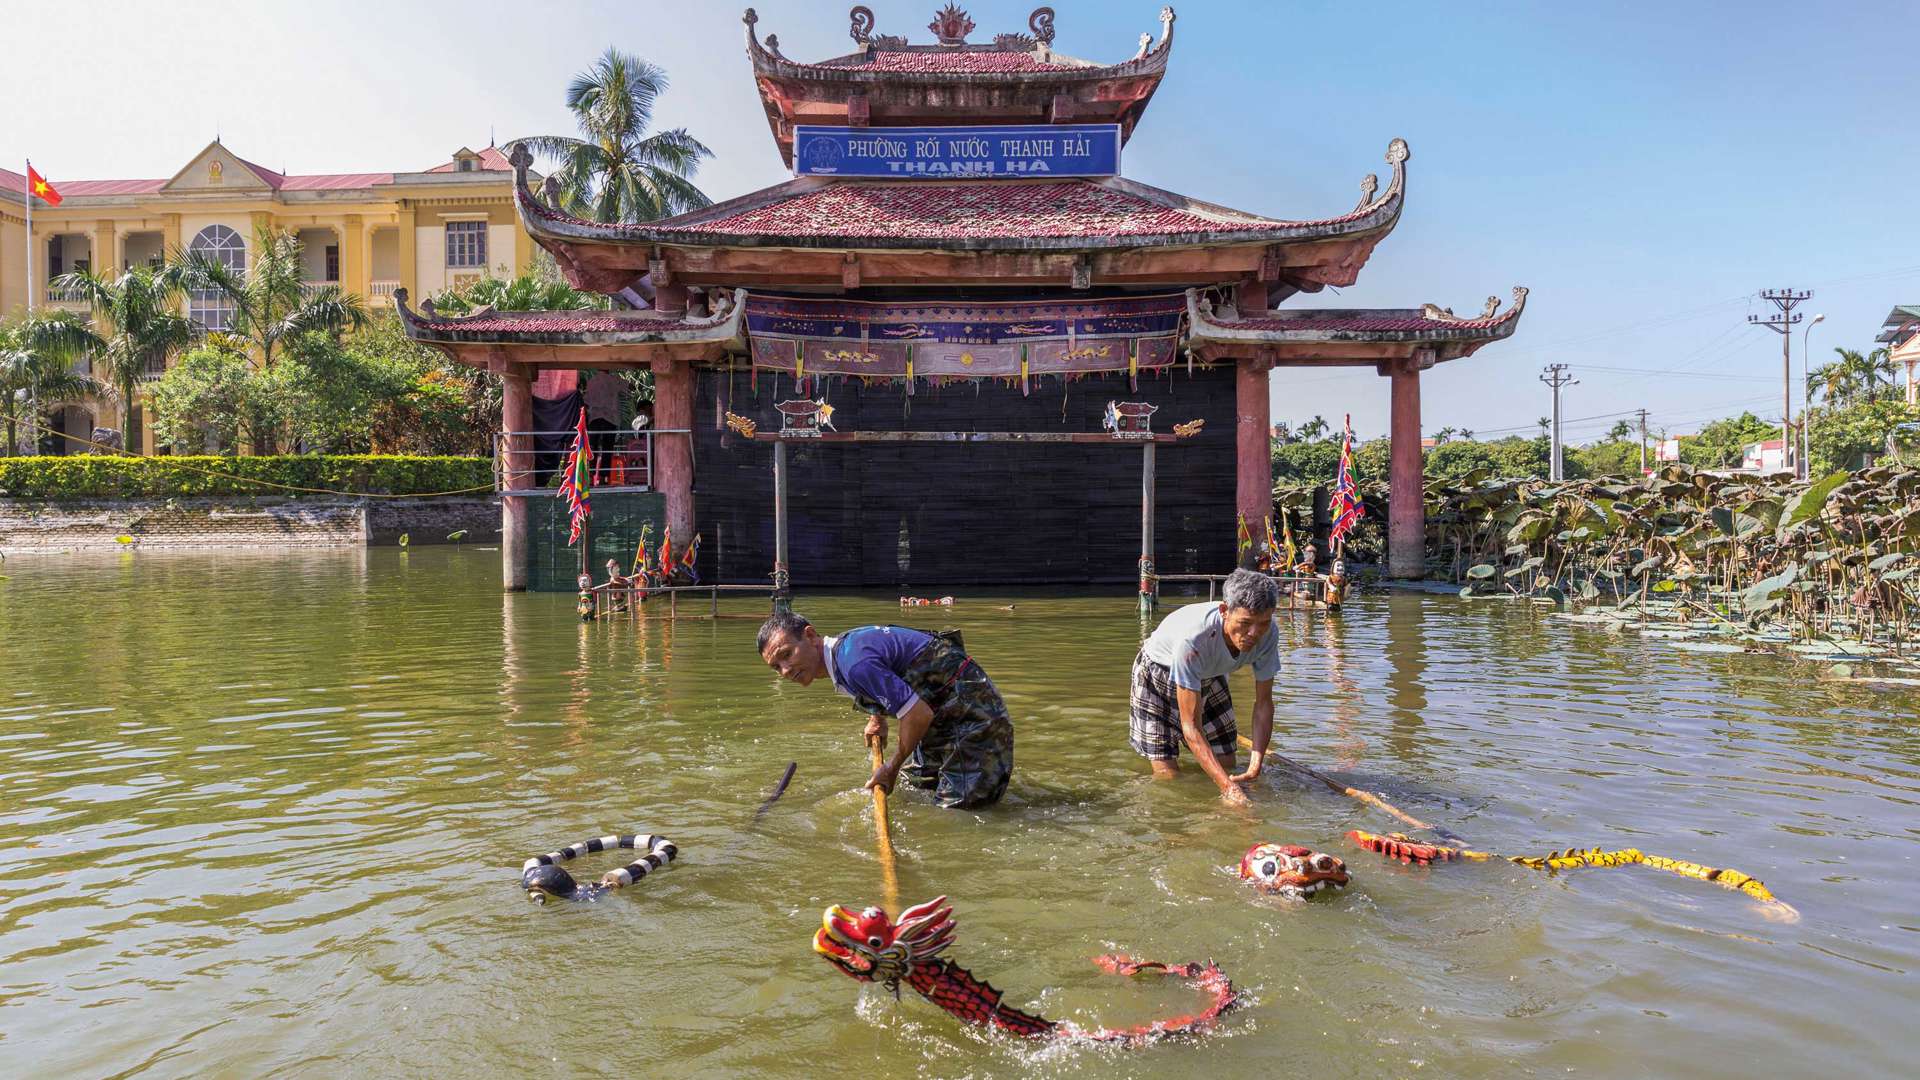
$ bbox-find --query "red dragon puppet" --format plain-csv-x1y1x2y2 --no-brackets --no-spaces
1236,843,1351,899
812,896,1237,1044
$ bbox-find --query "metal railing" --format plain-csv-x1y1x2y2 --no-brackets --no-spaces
493,428,689,493
1150,571,1330,604
587,581,774,620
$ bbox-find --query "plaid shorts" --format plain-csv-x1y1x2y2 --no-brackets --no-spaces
1128,650,1237,762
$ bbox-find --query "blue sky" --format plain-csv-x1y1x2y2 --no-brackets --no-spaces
8,1,1917,443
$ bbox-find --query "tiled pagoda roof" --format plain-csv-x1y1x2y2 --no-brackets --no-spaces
1185,286,1529,366
743,6,1177,163
511,137,1406,253
393,288,746,363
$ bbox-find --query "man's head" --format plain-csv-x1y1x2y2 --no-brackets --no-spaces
1219,568,1278,653
605,558,621,575
758,610,828,686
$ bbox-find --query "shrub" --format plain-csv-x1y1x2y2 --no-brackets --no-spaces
0,455,492,499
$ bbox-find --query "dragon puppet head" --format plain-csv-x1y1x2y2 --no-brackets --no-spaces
1237,843,1350,899
813,896,957,993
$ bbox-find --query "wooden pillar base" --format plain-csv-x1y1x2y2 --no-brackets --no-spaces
500,363,534,591
1234,354,1273,570
1387,354,1428,580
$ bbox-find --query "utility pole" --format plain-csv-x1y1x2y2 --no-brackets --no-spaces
1636,407,1650,473
1539,364,1577,481
1749,288,1810,476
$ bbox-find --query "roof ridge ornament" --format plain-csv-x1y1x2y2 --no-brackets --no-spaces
1421,286,1528,324
929,3,975,46
849,5,875,44
1355,173,1377,210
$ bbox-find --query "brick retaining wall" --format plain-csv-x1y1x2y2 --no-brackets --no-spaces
0,497,499,550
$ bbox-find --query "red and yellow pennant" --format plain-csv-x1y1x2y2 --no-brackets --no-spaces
26,164,62,206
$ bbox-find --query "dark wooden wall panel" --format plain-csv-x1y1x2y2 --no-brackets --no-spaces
691,365,1237,587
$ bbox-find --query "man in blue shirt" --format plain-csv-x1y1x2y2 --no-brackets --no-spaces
1131,568,1281,807
757,612,1014,809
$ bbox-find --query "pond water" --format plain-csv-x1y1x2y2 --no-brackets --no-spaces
2,549,1917,1078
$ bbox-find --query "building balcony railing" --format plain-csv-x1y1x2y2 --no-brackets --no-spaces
369,280,400,300
299,280,342,298
45,285,89,306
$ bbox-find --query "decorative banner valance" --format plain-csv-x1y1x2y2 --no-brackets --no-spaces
744,293,1185,392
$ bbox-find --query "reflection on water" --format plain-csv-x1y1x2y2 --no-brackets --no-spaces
2,549,1918,1078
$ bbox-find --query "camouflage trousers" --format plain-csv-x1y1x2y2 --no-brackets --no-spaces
854,629,1014,810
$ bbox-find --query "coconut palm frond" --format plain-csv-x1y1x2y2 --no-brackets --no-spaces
517,48,707,225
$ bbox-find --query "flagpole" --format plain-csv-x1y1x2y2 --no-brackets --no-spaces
24,158,34,313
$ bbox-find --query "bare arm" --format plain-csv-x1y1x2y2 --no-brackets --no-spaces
1232,679,1274,783
1177,686,1248,804
866,699,935,794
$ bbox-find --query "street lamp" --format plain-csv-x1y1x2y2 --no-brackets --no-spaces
1802,313,1826,479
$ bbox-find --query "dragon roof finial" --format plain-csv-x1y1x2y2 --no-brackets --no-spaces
929,3,975,45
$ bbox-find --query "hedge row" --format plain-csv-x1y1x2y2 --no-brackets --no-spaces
0,455,494,499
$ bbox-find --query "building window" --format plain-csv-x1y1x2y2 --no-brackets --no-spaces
458,158,475,172
325,245,340,282
188,225,246,331
445,220,487,269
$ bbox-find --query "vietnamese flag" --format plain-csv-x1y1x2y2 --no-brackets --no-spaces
26,164,62,206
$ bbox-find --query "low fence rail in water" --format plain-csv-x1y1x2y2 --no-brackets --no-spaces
587,581,774,621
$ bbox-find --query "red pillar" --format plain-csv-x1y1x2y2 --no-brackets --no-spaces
499,362,533,591
1234,355,1272,570
652,358,696,541
1388,355,1426,579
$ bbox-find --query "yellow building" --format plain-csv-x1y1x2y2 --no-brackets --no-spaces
1,138,532,451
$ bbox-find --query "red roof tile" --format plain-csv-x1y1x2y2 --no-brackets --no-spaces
1223,313,1512,332
615,179,1378,243
424,146,513,173
825,50,1076,74
412,311,641,333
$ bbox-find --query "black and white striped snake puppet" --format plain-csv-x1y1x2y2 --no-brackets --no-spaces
521,833,677,904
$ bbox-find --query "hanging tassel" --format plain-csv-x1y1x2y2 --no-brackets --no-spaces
1020,344,1029,397
1128,338,1138,392
793,339,804,387
905,345,914,397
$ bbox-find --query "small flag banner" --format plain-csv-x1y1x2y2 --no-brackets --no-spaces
1329,414,1364,547
26,163,62,206
557,408,592,546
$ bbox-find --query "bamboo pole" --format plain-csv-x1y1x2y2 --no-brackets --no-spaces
867,735,898,909
1237,736,1466,845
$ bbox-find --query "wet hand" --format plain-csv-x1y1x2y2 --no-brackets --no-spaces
865,762,900,795
1230,759,1262,785
864,715,887,748
1220,783,1252,808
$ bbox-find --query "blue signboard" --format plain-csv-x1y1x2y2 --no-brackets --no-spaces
792,124,1121,179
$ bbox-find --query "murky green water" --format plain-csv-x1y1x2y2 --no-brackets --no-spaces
2,549,1918,1078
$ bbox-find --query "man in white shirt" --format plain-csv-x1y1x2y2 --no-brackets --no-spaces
1130,568,1280,807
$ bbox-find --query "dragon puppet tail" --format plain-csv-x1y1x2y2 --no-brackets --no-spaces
1346,830,1798,922
911,955,1238,1044
1077,955,1239,1044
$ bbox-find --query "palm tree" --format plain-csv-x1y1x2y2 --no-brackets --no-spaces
48,264,200,451
518,49,713,224
430,272,605,316
181,228,367,368
1,313,103,455
1862,346,1896,403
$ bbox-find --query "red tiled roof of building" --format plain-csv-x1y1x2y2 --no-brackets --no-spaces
821,49,1078,74
423,146,514,173
3,146,512,201
409,310,643,334
1221,312,1513,333
529,175,1390,246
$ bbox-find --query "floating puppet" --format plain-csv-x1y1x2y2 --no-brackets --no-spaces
1236,843,1351,900
521,833,677,904
1346,830,1795,921
898,596,955,606
813,896,1237,1044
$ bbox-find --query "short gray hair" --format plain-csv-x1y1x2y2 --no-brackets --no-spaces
756,610,812,653
1223,568,1279,614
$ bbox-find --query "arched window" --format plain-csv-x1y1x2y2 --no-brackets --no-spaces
188,225,246,331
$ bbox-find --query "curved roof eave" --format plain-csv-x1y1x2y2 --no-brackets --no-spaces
506,138,1408,256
